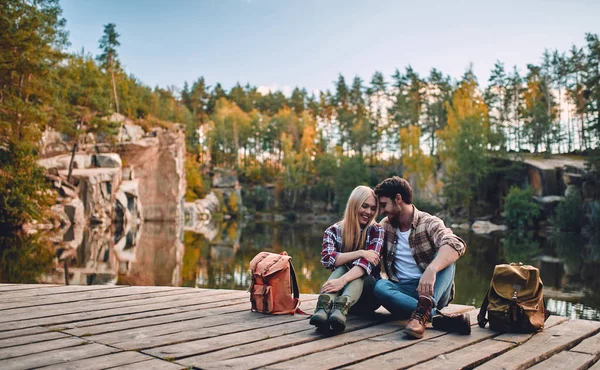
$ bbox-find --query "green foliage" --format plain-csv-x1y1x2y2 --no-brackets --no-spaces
334,156,369,209
0,233,54,283
503,186,541,230
553,192,586,232
0,144,54,231
0,0,65,231
413,197,442,215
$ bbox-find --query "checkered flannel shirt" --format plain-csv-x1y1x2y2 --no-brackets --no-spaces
320,222,384,276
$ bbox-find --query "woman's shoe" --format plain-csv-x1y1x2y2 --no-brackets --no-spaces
328,296,350,332
309,294,331,329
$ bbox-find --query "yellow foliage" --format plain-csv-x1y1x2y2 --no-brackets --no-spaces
300,111,317,156
227,192,239,214
437,78,490,171
399,125,435,189
185,156,206,201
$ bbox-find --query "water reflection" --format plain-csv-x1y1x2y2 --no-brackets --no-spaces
0,233,54,283
1,218,598,321
182,222,600,321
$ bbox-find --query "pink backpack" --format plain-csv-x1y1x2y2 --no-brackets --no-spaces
248,251,303,314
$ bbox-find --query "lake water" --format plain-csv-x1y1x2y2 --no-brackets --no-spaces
2,219,599,321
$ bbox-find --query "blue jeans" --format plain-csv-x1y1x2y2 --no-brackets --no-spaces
373,263,455,319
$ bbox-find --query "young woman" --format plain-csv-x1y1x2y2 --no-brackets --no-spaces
310,185,384,332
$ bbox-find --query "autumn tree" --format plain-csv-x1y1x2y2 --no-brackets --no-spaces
437,72,491,216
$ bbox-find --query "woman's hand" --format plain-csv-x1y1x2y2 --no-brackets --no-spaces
321,277,346,293
361,250,380,265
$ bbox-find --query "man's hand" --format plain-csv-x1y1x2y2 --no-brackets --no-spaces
417,267,436,297
321,277,346,293
361,250,380,265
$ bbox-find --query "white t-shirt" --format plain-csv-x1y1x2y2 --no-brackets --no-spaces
393,229,422,280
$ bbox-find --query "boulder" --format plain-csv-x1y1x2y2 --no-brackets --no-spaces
212,168,239,188
59,167,122,225
472,220,508,234
94,153,122,168
118,123,146,142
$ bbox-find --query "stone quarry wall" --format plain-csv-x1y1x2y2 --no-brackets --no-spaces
116,126,187,222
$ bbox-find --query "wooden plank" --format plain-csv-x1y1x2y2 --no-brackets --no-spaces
0,286,225,307
409,338,513,370
38,351,157,370
477,319,600,370
189,318,404,369
0,289,249,328
589,360,600,370
0,331,68,349
0,326,49,340
354,312,569,370
0,343,119,370
0,285,196,310
242,309,473,370
109,301,318,351
179,315,391,365
0,291,249,331
0,337,86,360
0,285,124,299
325,326,497,370
527,351,597,370
0,287,204,320
570,332,600,355
493,315,570,344
50,297,249,331
109,358,184,370
65,301,270,337
0,284,59,292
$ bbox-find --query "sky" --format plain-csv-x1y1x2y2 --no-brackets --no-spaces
61,0,600,96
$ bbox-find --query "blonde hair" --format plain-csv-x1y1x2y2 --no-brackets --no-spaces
340,186,378,252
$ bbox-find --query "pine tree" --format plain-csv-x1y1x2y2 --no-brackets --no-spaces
584,33,600,145
0,0,68,231
97,23,121,113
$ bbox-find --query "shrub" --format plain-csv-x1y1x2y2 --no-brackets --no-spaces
553,192,586,232
503,186,541,230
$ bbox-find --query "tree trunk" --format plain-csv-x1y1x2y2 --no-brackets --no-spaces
110,55,119,114
67,142,78,184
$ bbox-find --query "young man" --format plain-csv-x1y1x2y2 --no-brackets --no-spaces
373,176,470,338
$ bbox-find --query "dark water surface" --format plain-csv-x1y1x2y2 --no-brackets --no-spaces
2,219,599,321
183,220,600,321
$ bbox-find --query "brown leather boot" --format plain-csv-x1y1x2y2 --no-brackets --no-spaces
432,312,471,334
403,295,433,339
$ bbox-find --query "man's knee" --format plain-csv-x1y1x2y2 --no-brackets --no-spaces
373,279,392,299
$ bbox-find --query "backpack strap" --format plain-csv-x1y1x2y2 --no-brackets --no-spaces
288,260,309,315
477,288,491,328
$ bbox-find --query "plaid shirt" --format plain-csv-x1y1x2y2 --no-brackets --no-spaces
380,205,466,297
321,222,384,276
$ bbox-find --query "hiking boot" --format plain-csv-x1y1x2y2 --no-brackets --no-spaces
403,295,433,339
432,312,471,335
328,296,350,332
309,294,331,329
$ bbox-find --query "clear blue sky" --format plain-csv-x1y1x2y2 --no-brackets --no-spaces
62,0,600,95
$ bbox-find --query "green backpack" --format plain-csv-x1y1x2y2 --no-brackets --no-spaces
477,263,550,333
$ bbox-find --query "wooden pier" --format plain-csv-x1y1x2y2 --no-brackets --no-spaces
0,284,599,369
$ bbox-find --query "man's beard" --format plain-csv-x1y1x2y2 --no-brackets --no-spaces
387,211,401,228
